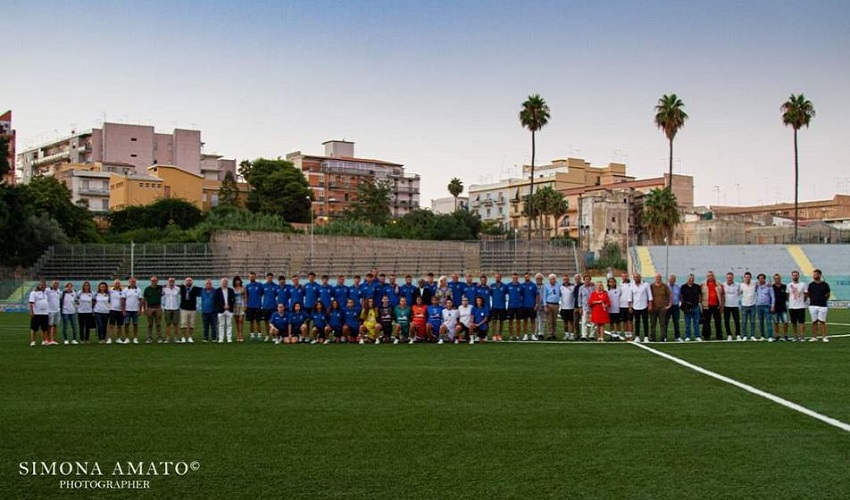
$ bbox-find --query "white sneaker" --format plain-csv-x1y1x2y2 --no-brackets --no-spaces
323,339,330,344
758,337,765,342
531,334,539,341
748,337,756,341
563,334,569,341
634,336,641,343
823,337,830,343
179,338,186,343
469,338,475,344
359,340,365,345
227,338,232,343
188,337,194,343
736,335,742,341
30,341,36,347
454,340,459,344
273,338,280,344
727,335,732,342
393,338,399,344
438,339,444,345
696,337,703,342
408,338,415,344
133,338,139,344
64,340,69,345
375,339,381,345
685,337,691,342
643,336,649,343
521,334,529,341
264,336,270,342
676,338,683,343
809,337,818,342
768,338,774,343
310,340,317,344
106,338,112,344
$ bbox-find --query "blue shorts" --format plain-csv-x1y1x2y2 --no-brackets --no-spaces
772,311,788,323
124,311,139,324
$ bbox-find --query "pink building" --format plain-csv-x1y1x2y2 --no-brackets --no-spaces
18,122,232,183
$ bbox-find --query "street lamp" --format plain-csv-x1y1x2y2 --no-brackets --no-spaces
307,195,314,265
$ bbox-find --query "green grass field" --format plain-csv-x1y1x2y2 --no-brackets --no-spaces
2,312,849,499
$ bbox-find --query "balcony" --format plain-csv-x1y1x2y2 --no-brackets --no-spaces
496,197,506,205
78,187,110,196
483,199,494,206
33,150,70,166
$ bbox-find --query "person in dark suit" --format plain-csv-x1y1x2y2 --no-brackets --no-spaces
413,279,434,306
214,278,237,343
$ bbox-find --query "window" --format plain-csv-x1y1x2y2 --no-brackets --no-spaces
101,199,109,210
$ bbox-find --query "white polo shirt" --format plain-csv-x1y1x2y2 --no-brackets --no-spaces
124,287,141,312
109,289,125,311
29,290,49,315
76,292,94,314
441,308,460,331
740,282,757,307
619,282,633,308
457,305,472,327
46,288,61,314
630,282,652,310
61,290,77,314
559,284,575,310
723,282,741,307
162,286,181,311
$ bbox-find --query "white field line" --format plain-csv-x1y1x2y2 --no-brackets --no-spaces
631,341,850,433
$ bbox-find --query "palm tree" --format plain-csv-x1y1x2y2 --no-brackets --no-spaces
519,94,551,238
654,94,688,189
643,187,681,245
447,177,464,211
781,94,816,242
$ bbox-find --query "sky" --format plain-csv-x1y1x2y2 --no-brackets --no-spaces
5,0,850,208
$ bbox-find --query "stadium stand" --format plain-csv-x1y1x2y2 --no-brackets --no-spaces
638,244,800,280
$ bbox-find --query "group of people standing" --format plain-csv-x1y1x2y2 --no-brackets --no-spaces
27,267,833,346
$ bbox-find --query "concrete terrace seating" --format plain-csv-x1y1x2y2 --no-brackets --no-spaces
641,245,799,280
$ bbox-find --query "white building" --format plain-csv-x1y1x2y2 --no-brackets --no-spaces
431,196,468,214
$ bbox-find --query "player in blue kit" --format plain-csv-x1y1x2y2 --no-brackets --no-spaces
490,273,508,342
308,301,329,344
348,276,363,309
521,273,539,341
359,275,374,309
288,302,307,343
288,275,304,310
399,275,416,306
245,272,264,341
506,273,524,341
463,274,478,305
333,275,349,307
303,272,319,314
261,273,279,341
343,298,361,343
327,299,345,343
276,276,290,309
471,296,491,343
268,303,290,344
448,274,465,306
318,275,334,310
426,295,443,341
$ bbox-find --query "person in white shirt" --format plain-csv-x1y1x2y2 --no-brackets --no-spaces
93,282,111,343
59,282,78,345
29,280,51,346
108,280,126,344
787,270,808,341
739,272,757,340
124,277,142,344
456,296,473,342
439,299,460,344
629,273,653,343
76,281,95,344
559,275,576,341
618,271,633,340
162,277,181,343
606,278,622,339
723,272,742,340
46,280,61,343
215,278,236,343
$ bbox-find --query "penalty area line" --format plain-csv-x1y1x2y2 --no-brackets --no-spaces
631,341,850,433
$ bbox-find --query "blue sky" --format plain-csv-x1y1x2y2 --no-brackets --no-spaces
6,0,850,206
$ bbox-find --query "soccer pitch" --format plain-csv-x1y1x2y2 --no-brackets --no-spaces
1,312,849,499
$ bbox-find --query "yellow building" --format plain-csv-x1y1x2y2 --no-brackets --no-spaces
109,164,248,211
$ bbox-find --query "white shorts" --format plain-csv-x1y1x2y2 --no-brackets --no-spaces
808,306,828,323
180,310,196,328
